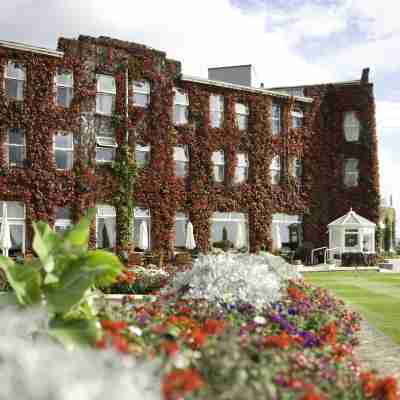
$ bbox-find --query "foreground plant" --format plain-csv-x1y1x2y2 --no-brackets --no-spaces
0,209,123,347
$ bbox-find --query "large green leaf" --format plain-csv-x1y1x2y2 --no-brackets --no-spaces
0,256,42,306
48,316,99,348
84,250,123,287
63,209,95,249
44,262,96,314
32,221,60,273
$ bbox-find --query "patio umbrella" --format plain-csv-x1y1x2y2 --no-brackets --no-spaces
185,221,196,250
273,224,282,251
235,223,246,249
0,203,12,257
138,220,149,251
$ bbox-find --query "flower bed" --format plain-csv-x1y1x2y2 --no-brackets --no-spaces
96,278,399,399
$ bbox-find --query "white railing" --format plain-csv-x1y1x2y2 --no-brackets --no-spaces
311,247,327,265
324,247,342,265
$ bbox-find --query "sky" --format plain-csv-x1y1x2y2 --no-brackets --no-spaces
1,0,399,234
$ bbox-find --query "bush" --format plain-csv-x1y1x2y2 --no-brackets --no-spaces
341,253,377,267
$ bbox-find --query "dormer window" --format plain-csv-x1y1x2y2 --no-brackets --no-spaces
4,61,25,101
132,80,150,108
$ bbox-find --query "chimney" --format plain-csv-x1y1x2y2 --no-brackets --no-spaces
361,68,370,84
208,65,254,87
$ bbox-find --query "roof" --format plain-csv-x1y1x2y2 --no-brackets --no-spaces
181,74,314,103
269,80,361,91
328,209,376,228
0,40,64,58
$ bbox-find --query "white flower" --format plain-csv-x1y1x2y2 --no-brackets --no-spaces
129,326,142,336
253,316,267,325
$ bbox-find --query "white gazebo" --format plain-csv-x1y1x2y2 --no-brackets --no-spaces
328,208,376,257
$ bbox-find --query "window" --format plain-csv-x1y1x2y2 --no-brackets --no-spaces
56,71,73,107
4,61,25,101
96,118,116,163
54,207,72,234
132,80,150,108
54,132,73,170
210,94,224,128
173,88,189,125
292,157,302,179
234,153,248,184
210,212,248,248
345,229,358,248
96,74,116,115
212,150,225,183
270,155,281,185
133,207,151,250
4,128,26,167
272,213,302,249
175,212,188,248
344,158,359,187
343,111,360,142
291,108,303,128
272,104,281,135
96,205,116,249
0,201,25,256
135,143,150,168
235,103,249,131
174,145,189,177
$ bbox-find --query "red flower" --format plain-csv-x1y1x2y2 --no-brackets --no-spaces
287,286,305,302
203,319,225,335
160,340,179,357
112,335,129,353
263,332,293,349
100,319,128,332
374,376,398,400
300,391,323,400
320,322,337,345
190,328,207,348
162,368,205,400
95,338,107,349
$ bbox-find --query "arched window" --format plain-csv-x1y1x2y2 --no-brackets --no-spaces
343,111,360,142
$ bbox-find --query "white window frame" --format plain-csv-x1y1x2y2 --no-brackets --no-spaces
54,207,72,234
95,119,117,164
210,94,224,128
135,143,151,168
0,201,26,255
4,61,25,101
96,204,116,249
3,128,26,168
235,103,249,131
132,80,150,108
212,150,225,183
291,108,303,129
96,74,116,115
292,157,302,179
270,155,281,185
133,207,151,250
175,211,188,248
343,111,360,142
173,88,189,125
344,158,359,187
54,132,74,170
55,71,73,108
234,153,248,184
272,103,281,135
174,145,189,178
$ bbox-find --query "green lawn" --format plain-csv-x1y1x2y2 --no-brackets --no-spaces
303,272,400,344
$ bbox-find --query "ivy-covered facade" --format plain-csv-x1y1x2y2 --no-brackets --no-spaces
0,35,380,259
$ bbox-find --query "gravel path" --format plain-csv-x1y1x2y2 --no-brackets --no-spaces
354,319,400,380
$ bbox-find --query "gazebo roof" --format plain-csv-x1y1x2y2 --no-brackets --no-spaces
328,208,376,228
